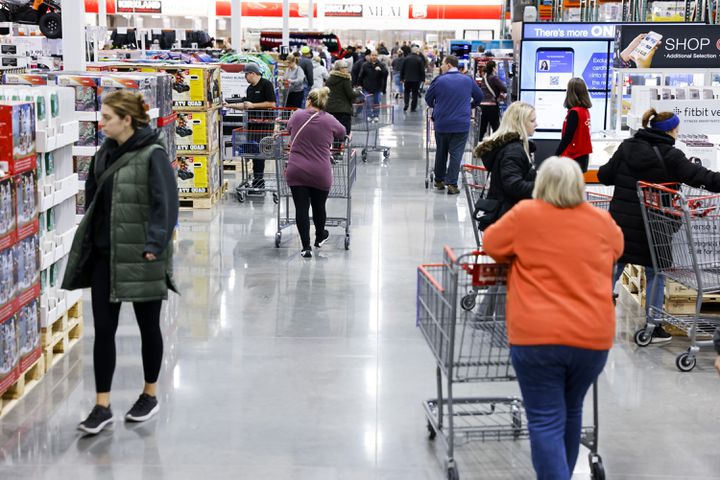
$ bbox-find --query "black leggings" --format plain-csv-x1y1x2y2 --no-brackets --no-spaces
91,256,163,393
290,186,329,250
480,105,500,140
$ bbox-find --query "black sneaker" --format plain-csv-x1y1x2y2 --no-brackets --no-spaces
651,325,672,344
301,249,312,258
78,405,114,435
125,394,159,422
314,230,330,248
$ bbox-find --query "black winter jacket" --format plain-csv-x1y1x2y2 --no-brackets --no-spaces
598,128,720,266
400,53,426,82
474,132,537,218
358,61,388,94
351,57,365,86
325,70,355,115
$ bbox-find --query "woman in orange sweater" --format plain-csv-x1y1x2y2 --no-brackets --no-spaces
483,156,623,480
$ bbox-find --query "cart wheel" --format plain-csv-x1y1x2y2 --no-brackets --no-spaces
361,149,368,162
425,178,429,189
676,351,696,372
589,454,606,480
426,420,436,440
344,234,350,250
273,193,279,204
383,149,390,159
633,328,652,347
461,294,476,311
236,192,245,203
447,466,459,480
274,232,282,248
511,404,522,439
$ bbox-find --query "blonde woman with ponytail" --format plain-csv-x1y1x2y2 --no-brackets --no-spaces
473,101,538,228
285,87,347,258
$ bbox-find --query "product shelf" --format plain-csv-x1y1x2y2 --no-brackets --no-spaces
36,121,79,153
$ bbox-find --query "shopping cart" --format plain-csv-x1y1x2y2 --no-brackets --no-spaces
425,107,482,189
586,191,612,211
417,246,605,480
460,164,491,248
274,135,357,250
231,107,295,203
636,182,720,371
351,93,393,162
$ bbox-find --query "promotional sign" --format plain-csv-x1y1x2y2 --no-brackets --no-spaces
655,100,720,134
116,0,162,13
324,4,363,17
614,24,720,69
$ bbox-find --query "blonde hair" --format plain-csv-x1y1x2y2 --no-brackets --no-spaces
307,87,330,110
484,101,535,158
532,156,585,208
102,90,150,129
287,55,298,66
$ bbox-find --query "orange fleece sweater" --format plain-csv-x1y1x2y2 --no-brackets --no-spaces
483,199,623,350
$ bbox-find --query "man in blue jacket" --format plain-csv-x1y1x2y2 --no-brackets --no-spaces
425,55,483,194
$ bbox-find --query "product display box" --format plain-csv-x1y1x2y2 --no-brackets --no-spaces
14,170,38,235
16,234,39,295
74,156,92,182
0,242,16,314
77,121,98,147
0,312,18,396
0,175,15,246
157,114,177,161
0,102,36,176
17,295,40,372
97,74,158,112
175,108,220,154
177,150,220,196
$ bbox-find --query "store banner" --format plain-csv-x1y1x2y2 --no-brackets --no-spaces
614,24,720,69
215,1,317,17
654,100,720,135
324,4,363,17
116,0,161,13
408,4,502,20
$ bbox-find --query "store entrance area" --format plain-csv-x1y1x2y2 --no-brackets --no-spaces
0,103,718,480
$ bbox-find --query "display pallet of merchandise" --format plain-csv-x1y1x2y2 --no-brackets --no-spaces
43,317,83,373
41,300,82,348
179,188,222,210
0,355,45,419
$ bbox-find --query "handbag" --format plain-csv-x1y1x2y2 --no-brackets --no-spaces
473,169,502,231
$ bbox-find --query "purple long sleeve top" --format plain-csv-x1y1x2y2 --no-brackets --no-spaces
285,109,346,191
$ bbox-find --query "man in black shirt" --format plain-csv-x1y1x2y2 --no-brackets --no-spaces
225,63,276,189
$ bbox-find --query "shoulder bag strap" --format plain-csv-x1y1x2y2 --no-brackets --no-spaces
651,145,670,178
483,74,497,100
289,111,320,152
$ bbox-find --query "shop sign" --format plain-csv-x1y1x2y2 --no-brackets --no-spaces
409,4,503,20
116,0,162,13
614,24,720,68
523,23,616,40
364,4,403,17
324,4,363,17
655,100,720,134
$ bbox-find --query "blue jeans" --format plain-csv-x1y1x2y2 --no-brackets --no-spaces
364,90,382,118
511,345,608,480
434,131,468,186
613,262,664,320
393,73,403,94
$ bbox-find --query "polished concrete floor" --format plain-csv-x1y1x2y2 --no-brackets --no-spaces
2,103,720,480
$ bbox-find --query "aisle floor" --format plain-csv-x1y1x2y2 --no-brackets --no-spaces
2,103,720,480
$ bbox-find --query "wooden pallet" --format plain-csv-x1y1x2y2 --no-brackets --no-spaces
179,188,222,210
44,317,83,373
42,300,83,348
0,355,45,419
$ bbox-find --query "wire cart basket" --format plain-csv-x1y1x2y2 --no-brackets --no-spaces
273,136,357,250
460,164,491,248
417,246,604,480
586,191,612,211
231,107,295,203
636,182,720,371
425,107,481,189
351,93,393,162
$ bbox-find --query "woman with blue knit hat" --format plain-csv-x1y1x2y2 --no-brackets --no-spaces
599,108,720,343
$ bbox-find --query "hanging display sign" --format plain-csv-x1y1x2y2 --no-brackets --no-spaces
654,100,720,134
116,0,162,13
324,4,363,17
614,24,720,69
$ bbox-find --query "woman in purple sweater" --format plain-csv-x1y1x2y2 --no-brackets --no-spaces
286,87,347,258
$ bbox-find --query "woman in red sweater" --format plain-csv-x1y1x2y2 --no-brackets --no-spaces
556,78,592,172
483,156,623,480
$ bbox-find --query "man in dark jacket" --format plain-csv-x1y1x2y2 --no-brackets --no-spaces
425,55,483,194
400,46,426,112
352,49,370,86
358,50,388,120
599,114,720,343
715,328,720,374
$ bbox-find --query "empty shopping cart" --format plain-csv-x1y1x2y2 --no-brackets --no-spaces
636,182,720,371
417,246,604,480
274,136,357,250
351,93,393,162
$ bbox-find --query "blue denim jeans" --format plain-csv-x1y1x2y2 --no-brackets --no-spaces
511,345,608,480
434,131,468,186
393,73,403,94
364,90,382,118
613,262,664,320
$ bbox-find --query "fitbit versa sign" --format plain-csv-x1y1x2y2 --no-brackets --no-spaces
614,24,720,68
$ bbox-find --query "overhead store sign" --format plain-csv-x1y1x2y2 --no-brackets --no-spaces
409,4,502,20
614,24,720,68
116,0,161,13
523,23,616,40
324,4,363,17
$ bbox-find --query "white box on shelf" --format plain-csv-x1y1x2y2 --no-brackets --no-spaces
75,111,101,122
58,225,78,256
72,146,101,157
39,182,55,212
66,289,82,309
37,120,80,153
40,303,58,329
